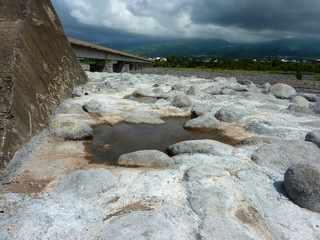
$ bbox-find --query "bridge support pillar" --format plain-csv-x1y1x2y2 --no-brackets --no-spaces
113,61,130,73
122,64,130,72
103,61,116,73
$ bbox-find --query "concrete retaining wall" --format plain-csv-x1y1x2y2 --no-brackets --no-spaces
0,0,87,167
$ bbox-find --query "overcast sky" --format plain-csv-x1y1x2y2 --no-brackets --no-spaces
52,0,320,44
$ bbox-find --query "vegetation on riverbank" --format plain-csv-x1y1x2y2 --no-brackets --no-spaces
155,57,320,80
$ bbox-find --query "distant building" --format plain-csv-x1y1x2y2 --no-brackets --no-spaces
153,57,167,62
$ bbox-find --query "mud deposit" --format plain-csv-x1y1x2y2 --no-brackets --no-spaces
90,117,235,164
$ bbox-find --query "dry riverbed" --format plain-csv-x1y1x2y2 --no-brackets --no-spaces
1,72,320,240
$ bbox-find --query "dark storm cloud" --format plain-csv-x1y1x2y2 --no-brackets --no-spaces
190,0,320,36
52,0,320,43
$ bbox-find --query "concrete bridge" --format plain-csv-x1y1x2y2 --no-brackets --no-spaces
68,37,153,73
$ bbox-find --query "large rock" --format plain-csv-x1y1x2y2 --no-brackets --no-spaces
252,141,320,173
270,83,296,99
184,114,221,130
215,105,249,122
312,101,320,114
167,140,234,156
262,82,271,93
118,150,172,168
291,96,310,108
172,94,192,108
82,100,104,113
284,164,320,213
288,96,311,113
0,0,87,167
305,130,320,148
133,87,167,98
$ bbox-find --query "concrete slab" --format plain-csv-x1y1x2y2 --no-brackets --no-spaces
0,0,87,167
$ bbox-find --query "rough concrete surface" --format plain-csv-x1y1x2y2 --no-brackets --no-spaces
0,0,87,167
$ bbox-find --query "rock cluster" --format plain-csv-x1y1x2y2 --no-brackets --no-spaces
1,72,320,240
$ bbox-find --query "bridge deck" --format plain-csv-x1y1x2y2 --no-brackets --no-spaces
68,37,152,63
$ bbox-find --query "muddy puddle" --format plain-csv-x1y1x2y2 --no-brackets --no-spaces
89,117,236,165
124,95,160,104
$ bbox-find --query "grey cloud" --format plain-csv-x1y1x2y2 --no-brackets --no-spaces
190,0,320,35
52,0,320,43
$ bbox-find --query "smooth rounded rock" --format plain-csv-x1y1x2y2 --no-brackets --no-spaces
291,96,310,108
270,83,296,99
184,114,221,130
83,100,104,113
172,94,192,108
133,88,167,98
262,82,271,93
167,140,234,156
118,150,172,168
284,164,320,213
288,96,311,113
252,141,320,173
305,130,320,148
215,105,249,123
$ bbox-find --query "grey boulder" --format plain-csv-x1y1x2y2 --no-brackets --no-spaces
305,130,320,148
133,88,168,98
288,96,311,113
270,83,296,99
167,140,234,156
262,82,271,93
284,164,320,213
252,140,320,173
291,96,310,108
172,94,192,108
118,150,172,168
215,105,249,122
184,114,221,130
83,100,104,113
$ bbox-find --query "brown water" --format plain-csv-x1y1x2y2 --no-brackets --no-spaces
124,95,159,104
90,117,235,165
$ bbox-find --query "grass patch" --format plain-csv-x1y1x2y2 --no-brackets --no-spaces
158,67,297,76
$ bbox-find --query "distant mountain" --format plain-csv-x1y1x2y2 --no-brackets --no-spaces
123,38,320,58
124,39,230,57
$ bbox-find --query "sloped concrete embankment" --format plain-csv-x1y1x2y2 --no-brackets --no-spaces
0,0,87,167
